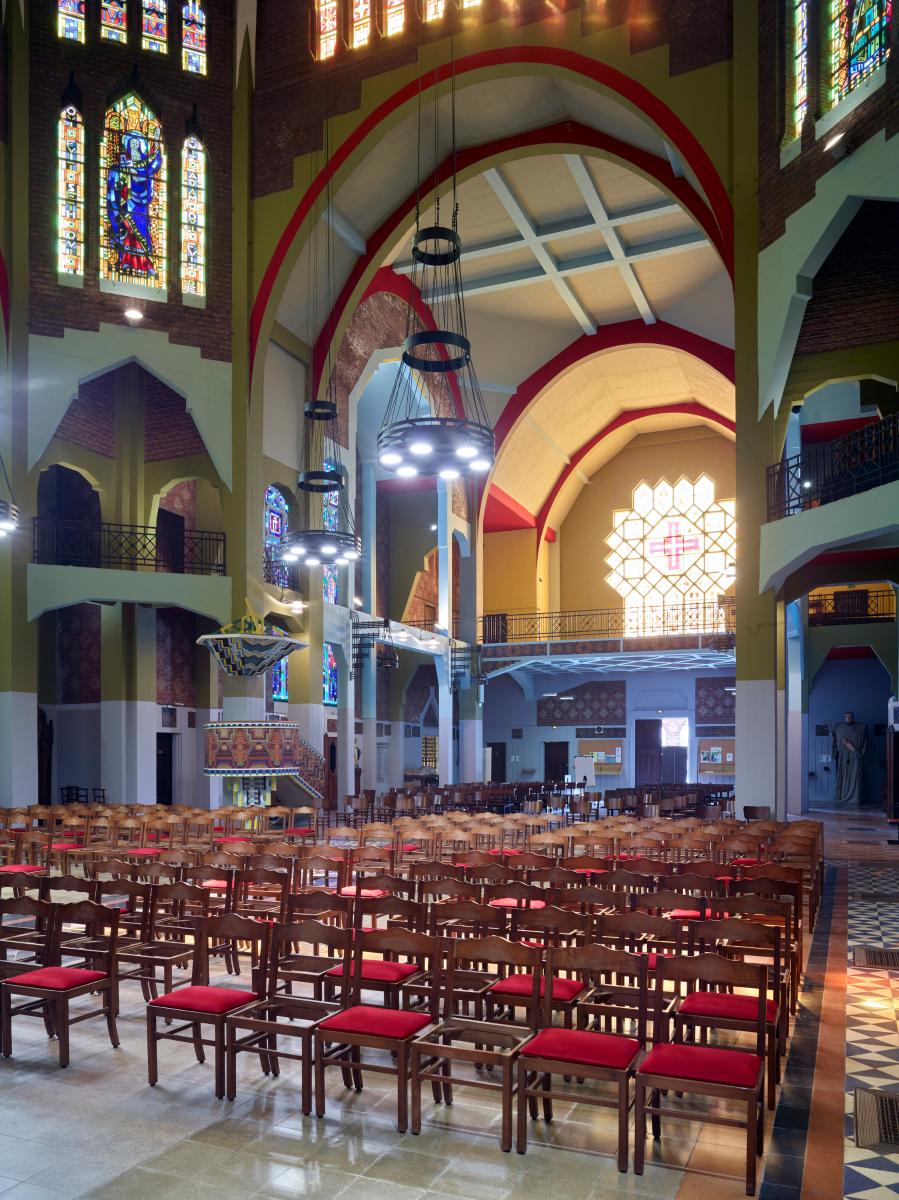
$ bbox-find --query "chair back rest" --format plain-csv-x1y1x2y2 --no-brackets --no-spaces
428,899,504,939
349,927,439,1018
419,878,480,903
39,875,99,902
653,952,767,1053
194,913,272,989
54,899,119,973
270,919,351,995
547,942,648,1042
446,934,542,1026
353,895,423,930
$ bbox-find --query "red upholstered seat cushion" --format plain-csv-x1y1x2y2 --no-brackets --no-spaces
488,973,584,1001
51,843,82,851
4,966,107,990
0,864,44,873
679,992,777,1023
317,1004,432,1039
123,848,162,857
487,848,521,856
731,857,760,866
638,1043,762,1088
489,898,546,910
339,887,388,899
151,985,258,1014
324,960,419,983
216,836,251,844
574,868,607,875
200,879,229,889
523,1027,639,1070
401,843,421,852
669,908,701,920
285,827,313,836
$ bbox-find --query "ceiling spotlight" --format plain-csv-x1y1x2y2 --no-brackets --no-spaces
306,556,321,567
439,468,460,481
456,444,478,459
345,549,360,561
321,544,337,556
410,441,433,456
397,465,418,478
380,452,402,467
282,550,299,563
429,523,438,532
335,556,348,566
824,129,850,160
543,692,558,698
470,459,490,472
802,480,811,489
353,596,363,607
123,307,143,325
558,695,575,701
289,600,306,615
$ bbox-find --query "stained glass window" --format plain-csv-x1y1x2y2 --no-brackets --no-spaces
424,0,445,19
271,654,289,703
142,0,168,52
182,1,207,73
265,485,291,589
101,1,128,41
57,106,85,277
323,566,339,605
318,0,338,59
352,0,371,47
58,0,85,42
181,136,206,298
832,0,891,102
793,1,809,136
322,457,340,533
385,0,404,36
604,476,736,636
323,642,339,706
100,94,167,291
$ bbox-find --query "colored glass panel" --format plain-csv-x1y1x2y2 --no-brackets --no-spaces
57,106,85,277
182,1,207,73
142,0,168,52
323,643,339,706
100,94,167,290
385,0,404,35
319,0,338,59
58,0,85,42
264,486,291,589
832,0,891,102
352,0,371,47
322,457,340,533
793,0,809,136
424,0,445,18
323,566,339,605
271,655,289,703
181,136,206,298
101,0,128,41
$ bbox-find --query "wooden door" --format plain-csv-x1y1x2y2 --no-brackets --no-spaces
635,719,662,785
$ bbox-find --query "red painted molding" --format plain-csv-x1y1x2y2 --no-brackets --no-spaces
813,547,899,565
826,645,877,660
250,46,733,382
483,484,537,533
494,321,735,450
544,528,557,543
801,417,878,444
376,475,437,495
534,401,735,549
0,250,8,346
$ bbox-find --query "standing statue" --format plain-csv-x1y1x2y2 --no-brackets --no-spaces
106,130,162,280
833,710,868,805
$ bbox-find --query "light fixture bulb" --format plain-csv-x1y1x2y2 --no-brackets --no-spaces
456,445,477,459
397,465,418,477
429,523,438,532
282,551,299,563
0,519,14,533
439,468,460,480
353,596,363,607
470,459,490,472
380,452,402,467
335,556,348,566
345,549,360,561
123,307,143,325
410,441,433,456
306,556,321,567
321,544,336,556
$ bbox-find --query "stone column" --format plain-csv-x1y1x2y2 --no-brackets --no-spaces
436,653,455,786
101,602,157,806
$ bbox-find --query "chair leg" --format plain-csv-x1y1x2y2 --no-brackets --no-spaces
410,1045,422,1135
633,1078,646,1175
106,982,120,1049
396,1043,408,1133
500,1061,513,1152
617,1074,629,1173
192,1020,206,1064
146,1008,159,1086
301,1035,313,1117
55,997,70,1068
746,1095,757,1195
541,1070,553,1122
515,1060,528,1155
214,1020,226,1099
226,1023,237,1101
767,1029,776,1110
0,987,11,1058
314,1037,327,1118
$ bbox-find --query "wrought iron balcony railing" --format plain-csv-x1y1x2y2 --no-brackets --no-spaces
479,598,736,645
766,413,899,521
807,588,896,626
33,519,226,576
263,546,302,592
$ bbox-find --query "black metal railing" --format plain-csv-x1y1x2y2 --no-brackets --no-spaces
766,413,899,520
479,598,736,645
263,546,302,592
808,588,896,626
33,519,226,576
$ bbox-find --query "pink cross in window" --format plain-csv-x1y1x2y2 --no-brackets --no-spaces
647,520,700,571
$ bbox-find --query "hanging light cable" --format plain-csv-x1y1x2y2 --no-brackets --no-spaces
377,43,494,481
283,112,361,573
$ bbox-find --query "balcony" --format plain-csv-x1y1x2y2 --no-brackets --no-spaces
33,519,226,576
808,588,896,626
263,546,301,592
479,599,735,645
766,414,899,521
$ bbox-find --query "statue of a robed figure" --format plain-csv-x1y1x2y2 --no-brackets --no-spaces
833,711,868,806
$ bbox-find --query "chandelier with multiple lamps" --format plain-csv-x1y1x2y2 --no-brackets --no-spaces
376,54,494,482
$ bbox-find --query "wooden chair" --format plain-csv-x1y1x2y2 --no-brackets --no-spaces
0,900,120,1068
146,913,270,1098
118,881,211,1001
314,927,440,1131
486,907,590,1028
409,935,542,1151
634,954,767,1195
516,945,648,1168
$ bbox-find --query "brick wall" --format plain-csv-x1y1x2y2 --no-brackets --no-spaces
404,662,437,721
159,479,196,530
56,371,118,456
143,373,206,460
156,606,197,707
759,6,899,249
794,200,899,354
57,603,101,705
253,0,733,198
28,1,233,360
695,674,735,722
332,290,410,447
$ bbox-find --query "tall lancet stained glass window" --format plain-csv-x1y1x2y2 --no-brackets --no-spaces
101,1,128,41
264,486,291,589
604,475,736,637
181,136,207,298
100,94,167,290
352,0,371,48
318,0,338,59
58,1,85,41
832,0,892,101
793,1,809,136
323,643,339,706
142,0,168,52
58,106,85,277
182,2,207,73
322,458,340,604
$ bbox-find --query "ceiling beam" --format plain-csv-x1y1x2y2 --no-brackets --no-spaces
483,167,595,336
564,154,656,326
324,206,366,255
